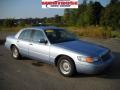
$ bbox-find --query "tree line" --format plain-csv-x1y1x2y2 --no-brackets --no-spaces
63,0,120,30
0,0,120,30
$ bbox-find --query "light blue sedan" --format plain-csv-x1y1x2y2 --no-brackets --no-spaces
5,26,114,76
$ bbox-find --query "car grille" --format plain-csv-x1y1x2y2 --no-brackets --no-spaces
100,51,111,62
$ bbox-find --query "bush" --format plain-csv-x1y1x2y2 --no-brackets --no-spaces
66,26,117,39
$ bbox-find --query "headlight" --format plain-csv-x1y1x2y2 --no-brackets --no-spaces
77,56,99,63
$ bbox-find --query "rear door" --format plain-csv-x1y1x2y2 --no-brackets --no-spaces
17,29,32,56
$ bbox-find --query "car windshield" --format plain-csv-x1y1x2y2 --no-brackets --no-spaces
44,29,78,44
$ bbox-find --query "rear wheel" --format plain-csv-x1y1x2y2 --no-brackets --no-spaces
57,56,76,77
11,46,21,59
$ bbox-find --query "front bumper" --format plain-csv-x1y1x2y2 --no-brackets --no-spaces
75,55,114,74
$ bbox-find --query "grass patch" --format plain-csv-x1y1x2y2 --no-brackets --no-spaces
66,26,120,39
0,26,25,32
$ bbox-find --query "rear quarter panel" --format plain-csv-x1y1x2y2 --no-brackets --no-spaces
5,35,17,50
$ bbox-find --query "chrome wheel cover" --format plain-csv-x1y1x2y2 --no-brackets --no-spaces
12,48,18,58
59,59,71,75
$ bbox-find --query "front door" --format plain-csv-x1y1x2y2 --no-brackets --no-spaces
29,30,50,62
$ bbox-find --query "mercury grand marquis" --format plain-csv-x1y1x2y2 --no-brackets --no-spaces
5,26,114,77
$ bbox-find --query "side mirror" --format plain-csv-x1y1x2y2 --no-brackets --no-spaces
39,39,48,44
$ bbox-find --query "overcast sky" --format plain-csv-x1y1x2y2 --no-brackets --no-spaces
0,0,110,19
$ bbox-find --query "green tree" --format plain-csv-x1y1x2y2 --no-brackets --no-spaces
77,0,94,26
3,19,14,27
18,20,26,27
109,0,119,5
101,0,120,29
92,1,103,25
54,15,62,24
63,9,71,25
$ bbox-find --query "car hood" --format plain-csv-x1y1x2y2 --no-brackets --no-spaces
54,40,109,57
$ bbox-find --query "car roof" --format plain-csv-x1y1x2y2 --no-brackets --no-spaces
25,26,62,31
15,26,63,39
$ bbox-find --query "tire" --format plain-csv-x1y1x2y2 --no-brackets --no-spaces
11,46,21,59
57,56,76,77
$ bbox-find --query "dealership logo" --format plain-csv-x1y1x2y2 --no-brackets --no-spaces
41,0,78,8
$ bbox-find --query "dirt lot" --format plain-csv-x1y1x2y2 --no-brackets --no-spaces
0,36,120,90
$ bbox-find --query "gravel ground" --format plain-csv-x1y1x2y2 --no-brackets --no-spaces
0,33,120,90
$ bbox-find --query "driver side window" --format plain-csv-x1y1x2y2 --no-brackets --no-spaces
32,30,45,43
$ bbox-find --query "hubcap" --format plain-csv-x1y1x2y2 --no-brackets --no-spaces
60,60,71,74
12,48,18,58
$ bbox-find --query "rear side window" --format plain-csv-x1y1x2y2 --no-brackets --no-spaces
32,30,44,43
19,30,32,41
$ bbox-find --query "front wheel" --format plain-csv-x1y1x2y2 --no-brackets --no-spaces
57,56,76,77
11,46,21,59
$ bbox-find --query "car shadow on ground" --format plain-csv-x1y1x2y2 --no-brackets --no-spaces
74,52,120,79
32,62,45,67
0,40,5,45
21,57,46,67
